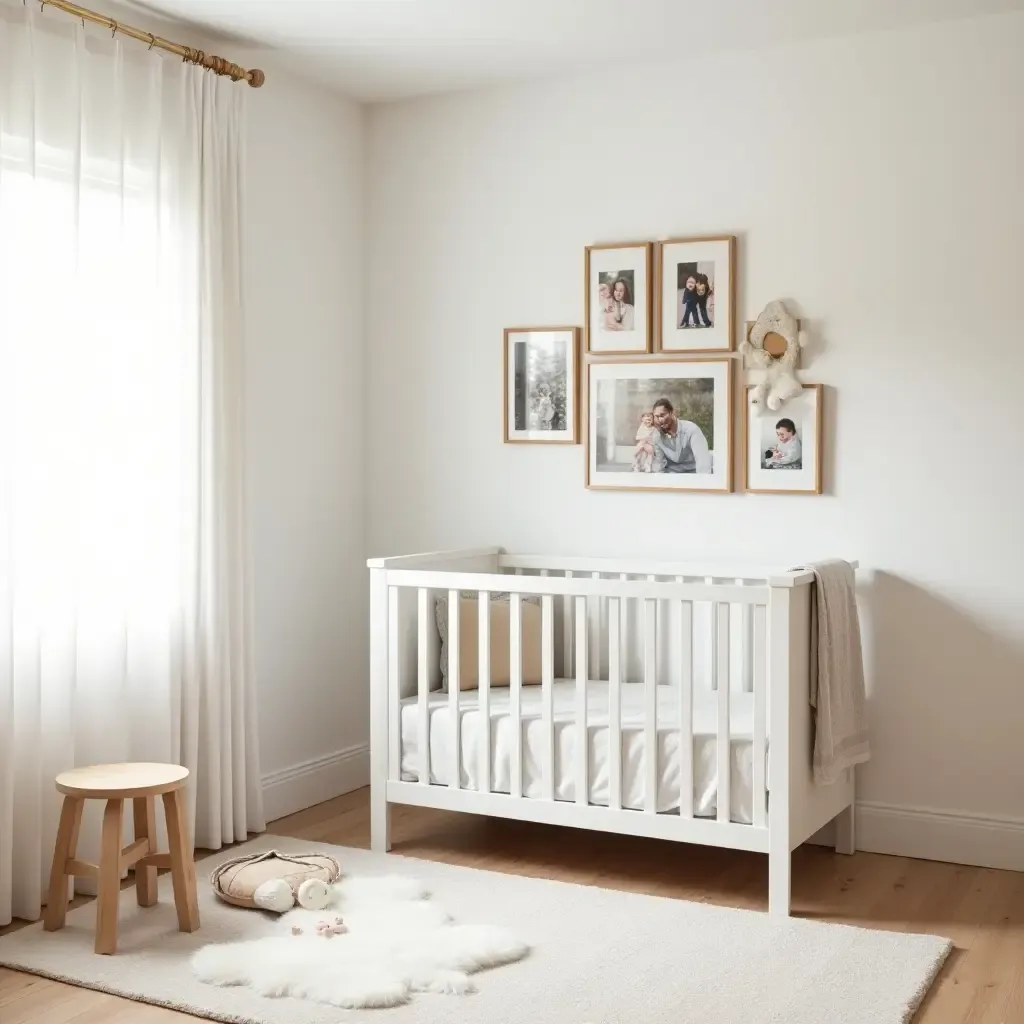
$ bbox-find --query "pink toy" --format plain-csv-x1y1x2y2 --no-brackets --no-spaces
315,916,347,938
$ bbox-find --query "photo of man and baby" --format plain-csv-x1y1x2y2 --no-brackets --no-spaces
675,261,715,329
595,377,714,474
596,270,636,332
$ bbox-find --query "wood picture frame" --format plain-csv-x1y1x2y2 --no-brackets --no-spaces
585,355,734,493
584,241,653,355
503,326,581,444
742,383,823,494
655,235,736,354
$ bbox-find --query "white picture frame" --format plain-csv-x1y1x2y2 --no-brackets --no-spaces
586,357,733,493
584,242,652,354
656,235,735,354
743,384,823,494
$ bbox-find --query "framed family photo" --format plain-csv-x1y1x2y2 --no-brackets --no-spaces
586,357,733,493
655,235,735,354
584,241,652,355
743,384,823,494
503,326,580,444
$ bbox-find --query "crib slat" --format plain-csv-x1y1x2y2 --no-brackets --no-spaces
417,588,430,786
510,593,523,799
575,596,588,806
644,597,657,814
716,602,731,823
739,579,754,693
590,572,601,676
677,583,694,818
563,570,574,677
447,590,461,791
608,597,622,811
706,576,716,690
753,602,768,828
478,591,491,794
619,573,629,683
388,587,401,781
541,594,555,801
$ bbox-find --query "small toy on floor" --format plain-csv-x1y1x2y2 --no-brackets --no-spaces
290,916,348,938
316,917,348,938
210,851,342,914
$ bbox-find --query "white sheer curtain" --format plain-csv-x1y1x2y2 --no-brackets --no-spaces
0,4,264,925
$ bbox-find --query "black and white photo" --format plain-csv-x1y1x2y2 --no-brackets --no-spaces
504,327,580,444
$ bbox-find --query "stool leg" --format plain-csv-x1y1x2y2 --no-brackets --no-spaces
95,798,124,955
162,789,199,933
132,796,158,907
43,796,84,932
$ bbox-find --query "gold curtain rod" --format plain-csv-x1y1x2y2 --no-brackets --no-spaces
37,0,265,87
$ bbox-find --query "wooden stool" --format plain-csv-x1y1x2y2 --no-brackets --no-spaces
43,763,200,955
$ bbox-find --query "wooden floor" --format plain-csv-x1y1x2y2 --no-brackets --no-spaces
2,787,1022,1022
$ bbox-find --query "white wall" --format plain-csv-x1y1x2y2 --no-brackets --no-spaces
366,14,1024,863
241,63,368,819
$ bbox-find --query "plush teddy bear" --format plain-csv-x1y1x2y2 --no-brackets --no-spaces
741,300,808,411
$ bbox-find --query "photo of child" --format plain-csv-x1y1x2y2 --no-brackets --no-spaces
597,270,635,332
762,416,803,470
632,411,661,473
676,262,715,329
512,335,568,433
506,326,579,444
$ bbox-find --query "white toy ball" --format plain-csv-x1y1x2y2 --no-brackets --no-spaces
296,878,332,911
252,878,295,913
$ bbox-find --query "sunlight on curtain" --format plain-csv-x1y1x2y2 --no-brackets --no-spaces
0,4,263,926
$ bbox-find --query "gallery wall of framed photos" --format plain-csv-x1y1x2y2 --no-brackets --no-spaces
504,233,824,496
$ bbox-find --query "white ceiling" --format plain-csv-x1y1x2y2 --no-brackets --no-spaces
136,0,1024,101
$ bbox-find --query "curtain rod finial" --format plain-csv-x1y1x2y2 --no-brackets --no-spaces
248,69,265,88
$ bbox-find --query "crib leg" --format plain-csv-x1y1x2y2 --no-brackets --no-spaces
371,786,391,853
769,850,791,918
835,802,856,856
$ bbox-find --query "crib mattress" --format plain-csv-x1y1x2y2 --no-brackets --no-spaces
399,680,765,825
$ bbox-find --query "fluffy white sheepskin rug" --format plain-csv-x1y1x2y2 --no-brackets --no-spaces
190,875,529,1009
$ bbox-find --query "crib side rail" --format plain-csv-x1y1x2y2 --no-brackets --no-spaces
383,568,768,605
499,553,826,588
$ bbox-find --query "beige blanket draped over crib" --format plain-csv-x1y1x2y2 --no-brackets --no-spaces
792,560,871,784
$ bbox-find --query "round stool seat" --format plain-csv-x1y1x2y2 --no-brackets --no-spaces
56,762,189,800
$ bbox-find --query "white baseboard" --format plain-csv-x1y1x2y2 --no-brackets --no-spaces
261,743,369,823
808,801,1024,872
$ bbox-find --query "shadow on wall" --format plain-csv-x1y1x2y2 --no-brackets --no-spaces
865,571,1023,813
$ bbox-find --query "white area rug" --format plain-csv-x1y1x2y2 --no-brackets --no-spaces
0,834,951,1024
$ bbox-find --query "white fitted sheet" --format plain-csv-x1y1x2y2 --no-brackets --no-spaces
400,680,766,825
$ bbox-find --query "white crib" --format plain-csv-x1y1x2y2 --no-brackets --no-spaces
367,547,857,917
